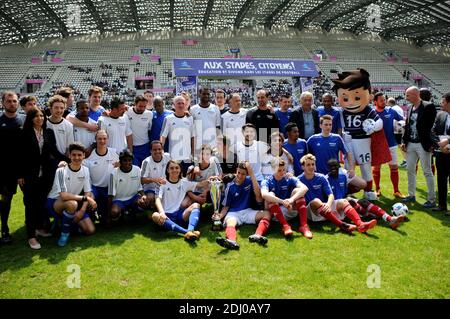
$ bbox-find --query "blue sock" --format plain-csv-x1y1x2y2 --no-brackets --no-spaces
163,219,188,234
62,211,74,234
187,208,200,231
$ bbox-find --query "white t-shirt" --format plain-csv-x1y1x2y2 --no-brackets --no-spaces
221,109,247,146
46,118,74,155
125,108,153,146
158,179,198,214
141,153,171,193
98,115,132,154
73,118,97,149
188,156,222,193
160,114,195,161
235,141,268,181
48,165,91,199
260,153,293,179
108,165,143,201
190,103,221,150
84,147,119,187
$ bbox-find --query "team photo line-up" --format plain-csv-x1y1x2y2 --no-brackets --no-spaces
1,68,449,250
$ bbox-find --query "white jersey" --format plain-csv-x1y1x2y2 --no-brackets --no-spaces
260,152,293,180
125,108,153,146
190,103,221,150
141,153,171,193
221,109,247,146
108,165,143,201
73,118,96,148
98,115,132,154
48,165,91,199
160,114,195,161
188,156,222,193
84,147,119,187
235,141,268,181
46,118,74,155
158,179,198,214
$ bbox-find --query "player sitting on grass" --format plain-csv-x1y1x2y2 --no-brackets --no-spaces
326,158,405,230
215,161,272,250
152,160,210,242
108,149,147,225
46,142,97,247
261,157,312,239
299,154,377,234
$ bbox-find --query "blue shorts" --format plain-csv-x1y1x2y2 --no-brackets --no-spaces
46,198,90,221
91,185,108,200
166,207,187,226
133,143,150,167
112,194,140,210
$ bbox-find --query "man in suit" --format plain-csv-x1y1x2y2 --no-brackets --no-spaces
401,86,437,208
431,93,450,216
289,91,320,140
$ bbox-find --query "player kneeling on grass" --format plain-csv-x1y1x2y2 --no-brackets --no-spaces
261,157,312,239
108,149,147,225
299,154,377,234
153,160,210,241
326,159,405,230
215,162,272,250
46,142,97,247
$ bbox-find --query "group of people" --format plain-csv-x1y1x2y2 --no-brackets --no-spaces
0,77,448,251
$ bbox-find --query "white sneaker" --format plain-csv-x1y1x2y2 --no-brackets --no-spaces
28,238,41,250
364,191,379,201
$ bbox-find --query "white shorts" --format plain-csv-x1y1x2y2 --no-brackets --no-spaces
388,146,398,165
307,200,345,222
350,138,371,165
224,208,260,226
271,205,298,221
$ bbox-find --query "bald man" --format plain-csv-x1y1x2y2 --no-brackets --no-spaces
401,86,437,207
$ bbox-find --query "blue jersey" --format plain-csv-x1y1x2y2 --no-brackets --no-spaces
306,133,347,175
150,110,173,151
283,138,308,176
261,175,302,200
326,173,347,200
317,106,342,134
275,108,292,137
341,107,379,139
299,173,333,203
89,106,105,122
222,176,254,212
377,107,403,147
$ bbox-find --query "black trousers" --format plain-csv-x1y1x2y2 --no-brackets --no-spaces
435,152,450,210
0,178,17,234
23,177,50,239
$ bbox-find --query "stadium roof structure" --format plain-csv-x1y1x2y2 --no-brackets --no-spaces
0,0,449,47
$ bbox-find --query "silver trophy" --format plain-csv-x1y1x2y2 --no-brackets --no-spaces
210,178,223,231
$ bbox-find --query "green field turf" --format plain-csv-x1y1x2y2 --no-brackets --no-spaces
0,159,449,299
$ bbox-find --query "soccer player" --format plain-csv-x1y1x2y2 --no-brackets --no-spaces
46,95,74,162
66,86,104,130
299,154,377,234
215,162,272,250
283,122,308,177
261,158,312,239
215,89,229,115
275,94,292,138
152,160,210,241
46,143,97,247
98,97,133,155
144,90,154,110
73,100,96,152
108,149,147,224
160,96,195,175
372,92,406,198
140,140,171,210
316,93,342,135
84,130,119,224
261,132,293,180
125,95,153,167
326,158,405,230
215,135,238,175
149,96,172,152
221,93,247,147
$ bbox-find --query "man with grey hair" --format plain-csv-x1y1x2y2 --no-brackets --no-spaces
401,86,437,207
289,91,320,140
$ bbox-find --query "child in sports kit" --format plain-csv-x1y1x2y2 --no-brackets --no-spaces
108,149,147,224
333,68,383,201
283,122,308,177
153,160,211,242
260,157,312,239
46,143,97,247
215,162,272,250
73,100,96,154
299,154,377,234
326,159,405,230
261,132,294,180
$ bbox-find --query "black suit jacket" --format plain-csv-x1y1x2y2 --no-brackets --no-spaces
431,111,450,149
402,100,437,151
288,107,320,140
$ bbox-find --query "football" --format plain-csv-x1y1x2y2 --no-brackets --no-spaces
362,118,376,134
391,202,409,216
